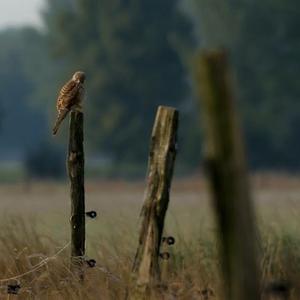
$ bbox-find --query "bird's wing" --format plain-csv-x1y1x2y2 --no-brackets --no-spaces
57,80,81,110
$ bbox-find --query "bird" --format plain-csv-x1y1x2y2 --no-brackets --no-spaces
52,71,86,135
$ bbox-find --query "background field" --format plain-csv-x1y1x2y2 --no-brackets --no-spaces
0,1,298,299
0,175,299,299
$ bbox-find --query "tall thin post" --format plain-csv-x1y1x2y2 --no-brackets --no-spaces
194,50,260,300
130,106,178,299
68,111,85,277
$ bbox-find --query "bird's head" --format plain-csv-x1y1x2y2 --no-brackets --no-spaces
72,71,86,83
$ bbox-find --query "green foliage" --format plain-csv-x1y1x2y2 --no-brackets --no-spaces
1,0,298,174
43,0,195,165
0,27,68,181
184,0,300,169
0,28,48,157
24,140,65,179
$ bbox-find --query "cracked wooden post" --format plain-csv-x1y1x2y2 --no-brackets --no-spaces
68,111,85,278
194,50,260,300
130,106,178,300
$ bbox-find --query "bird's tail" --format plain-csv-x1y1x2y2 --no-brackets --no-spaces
52,109,69,135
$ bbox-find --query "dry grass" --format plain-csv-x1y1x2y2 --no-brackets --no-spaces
0,176,299,299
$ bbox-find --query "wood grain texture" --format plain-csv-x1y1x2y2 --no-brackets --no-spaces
130,106,178,299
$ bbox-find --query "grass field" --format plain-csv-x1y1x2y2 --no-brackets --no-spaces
0,175,299,299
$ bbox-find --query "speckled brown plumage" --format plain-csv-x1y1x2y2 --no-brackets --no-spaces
52,71,85,135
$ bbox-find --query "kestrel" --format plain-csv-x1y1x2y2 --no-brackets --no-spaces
52,71,86,135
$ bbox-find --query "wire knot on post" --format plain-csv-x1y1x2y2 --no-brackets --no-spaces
86,259,96,268
85,211,97,219
162,236,175,246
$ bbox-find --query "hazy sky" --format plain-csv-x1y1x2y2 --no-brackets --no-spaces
0,0,44,29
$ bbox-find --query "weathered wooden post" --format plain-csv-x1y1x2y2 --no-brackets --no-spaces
130,106,178,299
68,111,85,278
194,50,261,300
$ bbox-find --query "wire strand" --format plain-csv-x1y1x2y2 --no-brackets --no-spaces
0,217,97,284
0,242,71,283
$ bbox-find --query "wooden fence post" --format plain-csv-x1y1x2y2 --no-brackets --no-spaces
68,111,85,278
130,106,178,299
194,50,261,300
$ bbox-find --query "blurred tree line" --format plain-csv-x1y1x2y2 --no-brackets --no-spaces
0,0,298,177
0,28,48,161
184,0,300,169
43,0,195,167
